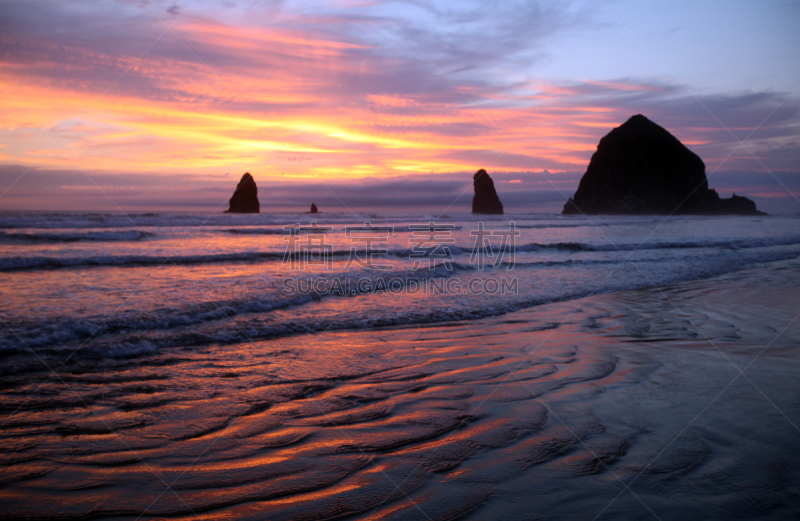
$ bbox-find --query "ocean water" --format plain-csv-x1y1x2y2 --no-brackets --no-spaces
1,211,798,365
1,211,799,519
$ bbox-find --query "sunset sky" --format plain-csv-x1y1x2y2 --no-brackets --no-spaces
1,0,798,212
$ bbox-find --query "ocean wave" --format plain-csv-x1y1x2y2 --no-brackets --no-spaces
0,248,425,271
0,249,415,271
0,230,156,243
0,264,469,358
0,249,358,271
513,235,800,253
222,228,287,235
3,251,799,364
4,233,799,271
0,212,473,230
393,234,800,257
77,251,798,359
222,225,460,235
1,275,584,364
5,298,533,362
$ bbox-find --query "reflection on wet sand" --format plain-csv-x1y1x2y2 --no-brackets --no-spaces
1,260,799,520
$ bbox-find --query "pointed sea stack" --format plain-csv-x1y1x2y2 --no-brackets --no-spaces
309,203,319,214
225,172,260,213
562,115,765,215
472,169,504,214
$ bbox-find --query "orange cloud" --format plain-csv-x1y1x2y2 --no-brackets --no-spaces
0,5,797,207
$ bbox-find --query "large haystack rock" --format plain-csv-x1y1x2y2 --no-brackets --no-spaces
562,115,764,215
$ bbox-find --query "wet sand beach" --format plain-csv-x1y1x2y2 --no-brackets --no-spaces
1,256,798,520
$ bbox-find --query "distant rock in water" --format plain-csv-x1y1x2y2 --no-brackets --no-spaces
225,173,260,213
562,114,765,215
309,203,319,214
472,169,504,215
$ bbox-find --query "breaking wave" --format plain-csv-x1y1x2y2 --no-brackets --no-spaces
0,230,156,243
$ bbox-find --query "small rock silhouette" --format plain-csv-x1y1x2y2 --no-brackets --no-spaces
225,173,260,213
472,169,504,215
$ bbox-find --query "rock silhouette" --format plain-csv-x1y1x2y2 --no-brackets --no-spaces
697,190,763,215
562,115,765,215
309,203,319,214
472,169,504,215
225,173,260,213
